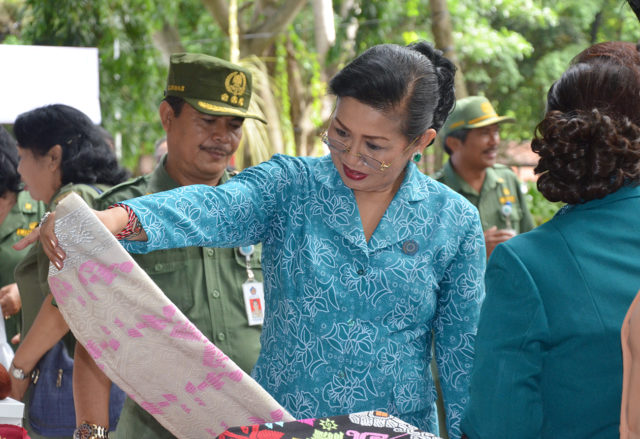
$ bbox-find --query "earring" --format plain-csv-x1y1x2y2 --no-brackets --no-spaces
412,152,422,163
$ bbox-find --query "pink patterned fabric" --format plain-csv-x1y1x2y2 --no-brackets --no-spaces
48,193,294,438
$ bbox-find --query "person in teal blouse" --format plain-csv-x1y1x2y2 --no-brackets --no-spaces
461,41,640,439
41,42,485,439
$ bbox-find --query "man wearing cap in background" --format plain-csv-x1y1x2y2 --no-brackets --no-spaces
435,96,534,258
72,53,266,439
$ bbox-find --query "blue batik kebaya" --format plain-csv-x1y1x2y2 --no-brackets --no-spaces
121,153,484,438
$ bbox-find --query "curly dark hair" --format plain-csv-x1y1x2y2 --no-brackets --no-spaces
328,41,456,142
0,126,20,197
532,42,640,204
13,104,129,187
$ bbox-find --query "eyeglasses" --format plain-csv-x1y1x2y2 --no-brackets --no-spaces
321,132,420,173
321,133,392,172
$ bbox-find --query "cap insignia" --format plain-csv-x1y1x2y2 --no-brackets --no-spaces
481,102,493,114
222,71,247,107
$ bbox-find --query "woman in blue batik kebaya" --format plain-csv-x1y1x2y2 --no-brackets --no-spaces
43,42,485,438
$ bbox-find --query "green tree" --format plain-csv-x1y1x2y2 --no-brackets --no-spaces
7,0,640,173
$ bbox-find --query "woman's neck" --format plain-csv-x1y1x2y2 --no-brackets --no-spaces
353,174,403,242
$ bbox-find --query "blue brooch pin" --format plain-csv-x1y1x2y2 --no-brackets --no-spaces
402,240,419,256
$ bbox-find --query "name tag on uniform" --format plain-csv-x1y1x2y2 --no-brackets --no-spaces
243,281,265,326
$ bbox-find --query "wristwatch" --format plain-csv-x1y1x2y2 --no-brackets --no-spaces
73,423,109,439
8,362,28,380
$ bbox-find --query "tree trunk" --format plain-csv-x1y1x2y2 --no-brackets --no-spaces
590,11,602,44
313,0,335,66
152,22,185,65
429,0,466,174
429,0,467,99
202,0,307,57
286,38,315,156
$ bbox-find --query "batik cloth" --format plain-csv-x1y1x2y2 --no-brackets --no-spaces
48,193,293,438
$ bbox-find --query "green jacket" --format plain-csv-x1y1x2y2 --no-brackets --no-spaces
435,160,534,233
462,185,640,438
14,183,109,439
0,191,45,345
97,161,262,439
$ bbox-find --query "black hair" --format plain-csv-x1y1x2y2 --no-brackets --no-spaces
328,41,456,142
13,104,129,186
163,95,186,117
443,128,470,155
0,126,21,197
532,42,640,204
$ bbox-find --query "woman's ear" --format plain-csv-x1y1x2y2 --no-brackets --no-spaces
47,144,63,171
416,128,437,152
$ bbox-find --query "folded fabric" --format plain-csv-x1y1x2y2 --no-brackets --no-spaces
47,193,294,438
218,410,442,439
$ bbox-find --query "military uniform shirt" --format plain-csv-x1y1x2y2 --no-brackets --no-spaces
0,191,45,346
435,160,534,233
97,160,262,439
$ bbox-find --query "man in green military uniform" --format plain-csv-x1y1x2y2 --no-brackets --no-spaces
73,54,266,439
435,96,534,257
0,127,46,349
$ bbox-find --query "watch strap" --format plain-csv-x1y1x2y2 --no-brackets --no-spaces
73,423,109,439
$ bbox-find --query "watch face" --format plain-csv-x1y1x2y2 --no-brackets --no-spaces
74,423,107,439
74,424,92,439
10,368,23,380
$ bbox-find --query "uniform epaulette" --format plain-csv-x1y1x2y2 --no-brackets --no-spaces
100,174,149,197
493,163,519,177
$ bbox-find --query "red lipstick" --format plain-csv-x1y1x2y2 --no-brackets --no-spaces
343,164,367,181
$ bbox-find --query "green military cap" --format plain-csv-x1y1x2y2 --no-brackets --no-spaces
441,96,514,139
165,53,266,123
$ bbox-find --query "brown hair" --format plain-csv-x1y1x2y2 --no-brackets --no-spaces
531,42,640,204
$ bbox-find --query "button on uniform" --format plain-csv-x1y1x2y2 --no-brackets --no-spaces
212,290,221,298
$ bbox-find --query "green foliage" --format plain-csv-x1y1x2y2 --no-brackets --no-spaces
8,0,233,170
526,180,564,226
451,0,640,141
8,0,640,170
12,0,168,169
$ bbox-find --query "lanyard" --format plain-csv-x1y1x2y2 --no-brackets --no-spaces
238,245,255,282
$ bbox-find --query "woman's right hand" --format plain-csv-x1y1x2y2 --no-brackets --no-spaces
9,368,30,401
12,211,64,269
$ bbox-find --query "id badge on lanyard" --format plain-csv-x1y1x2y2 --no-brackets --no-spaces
238,245,264,326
